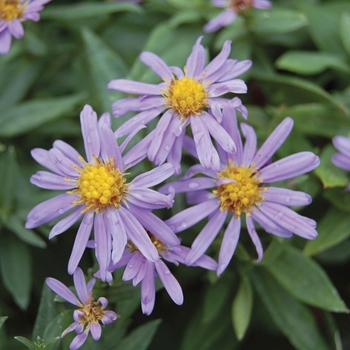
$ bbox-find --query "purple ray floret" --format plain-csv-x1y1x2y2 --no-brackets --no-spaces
332,135,350,190
160,104,320,276
26,105,177,280
108,36,252,174
46,267,117,350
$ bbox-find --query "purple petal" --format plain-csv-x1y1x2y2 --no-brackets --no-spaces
90,323,102,340
69,331,89,350
31,171,75,190
167,130,185,175
183,134,198,159
61,322,79,337
25,193,75,229
203,40,232,78
213,59,252,82
123,253,144,281
112,96,164,117
108,79,162,95
102,310,117,325
332,153,350,171
186,36,206,78
253,0,272,9
131,163,174,188
80,105,100,163
159,177,215,195
0,29,12,55
165,199,219,233
253,117,294,169
133,257,148,286
141,261,156,315
49,207,83,239
68,212,94,274
186,190,216,205
46,278,79,306
183,164,216,179
48,148,79,178
120,125,147,153
73,267,89,304
53,140,84,167
30,148,67,177
333,135,350,155
217,216,241,276
259,152,320,183
127,188,174,209
155,260,183,305
208,79,247,96
246,216,263,262
140,51,172,81
264,187,312,206
8,20,24,39
186,209,227,265
203,11,236,33
241,123,257,166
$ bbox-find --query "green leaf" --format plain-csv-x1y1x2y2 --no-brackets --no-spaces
33,284,59,341
43,314,64,349
115,319,161,350
276,51,350,75
81,27,128,114
41,2,142,20
0,317,7,330
271,103,350,138
314,144,349,188
249,8,308,35
232,276,253,340
0,94,86,137
168,10,202,28
261,241,348,313
304,208,350,256
340,12,350,57
14,336,35,349
4,214,46,249
250,267,331,350
324,187,350,214
0,235,32,310
253,73,348,115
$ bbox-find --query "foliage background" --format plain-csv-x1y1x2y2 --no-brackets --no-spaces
1,0,350,349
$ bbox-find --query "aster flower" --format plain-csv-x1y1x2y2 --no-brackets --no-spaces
0,0,51,55
160,105,319,276
26,105,178,281
46,267,117,350
204,0,272,33
108,36,251,174
94,215,218,315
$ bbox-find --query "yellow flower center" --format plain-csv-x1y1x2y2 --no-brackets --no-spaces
70,156,128,213
231,0,253,13
213,160,266,216
163,75,208,120
0,0,26,21
78,300,105,326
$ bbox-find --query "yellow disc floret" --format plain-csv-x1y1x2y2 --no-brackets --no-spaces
70,156,128,213
213,159,266,216
163,75,208,120
78,299,105,326
0,0,26,21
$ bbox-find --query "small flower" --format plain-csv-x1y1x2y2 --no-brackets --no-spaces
26,105,177,280
95,219,217,315
108,36,251,174
160,105,319,276
0,0,51,55
204,0,272,33
46,267,117,350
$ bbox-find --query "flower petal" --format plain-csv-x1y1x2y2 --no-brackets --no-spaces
140,51,172,81
73,267,89,304
246,216,263,262
131,163,174,188
108,79,162,95
49,207,83,239
141,261,156,315
90,323,102,341
264,187,312,207
46,277,79,306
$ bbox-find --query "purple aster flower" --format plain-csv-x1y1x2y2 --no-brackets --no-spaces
108,36,251,174
46,267,117,350
204,0,272,33
94,216,217,315
160,105,319,276
0,0,51,55
26,105,178,281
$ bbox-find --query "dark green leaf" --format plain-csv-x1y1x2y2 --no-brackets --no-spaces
304,208,350,256
340,12,350,57
261,241,348,312
115,319,161,350
0,317,7,330
0,94,86,137
43,314,64,348
14,336,35,349
0,235,32,310
232,276,253,340
324,187,350,214
41,3,142,20
250,267,331,350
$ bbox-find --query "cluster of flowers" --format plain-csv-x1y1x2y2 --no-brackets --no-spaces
9,0,350,349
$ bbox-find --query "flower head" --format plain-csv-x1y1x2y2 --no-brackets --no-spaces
204,0,272,33
26,105,177,280
160,105,320,276
0,0,51,55
46,268,117,350
95,219,217,315
108,36,251,174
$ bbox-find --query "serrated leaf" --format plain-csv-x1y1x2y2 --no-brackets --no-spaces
250,9,308,35
261,241,348,313
33,284,59,341
14,336,35,349
0,235,32,310
340,12,350,57
276,51,350,75
314,144,349,188
0,94,86,137
41,2,142,20
115,319,161,350
81,27,128,114
232,276,253,340
304,208,350,256
250,268,331,350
